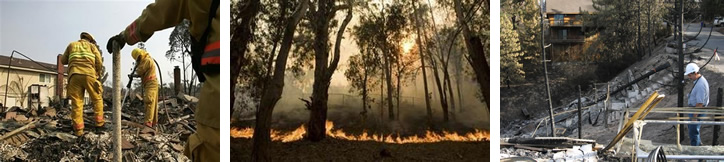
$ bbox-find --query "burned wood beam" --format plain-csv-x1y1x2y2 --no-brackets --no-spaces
168,115,191,124
0,120,40,141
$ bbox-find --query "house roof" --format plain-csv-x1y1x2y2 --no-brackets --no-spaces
0,54,67,74
546,0,596,14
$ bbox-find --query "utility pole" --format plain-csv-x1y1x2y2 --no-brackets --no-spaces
540,0,556,137
677,0,685,142
637,0,641,58
677,0,684,108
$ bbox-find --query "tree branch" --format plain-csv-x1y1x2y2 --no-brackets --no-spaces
327,1,354,78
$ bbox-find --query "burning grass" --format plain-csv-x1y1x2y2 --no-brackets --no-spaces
231,120,489,144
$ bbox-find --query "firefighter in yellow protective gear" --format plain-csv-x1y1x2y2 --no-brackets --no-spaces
131,48,159,127
62,32,104,136
106,0,218,161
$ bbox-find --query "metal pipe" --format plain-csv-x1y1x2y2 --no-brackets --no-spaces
112,43,122,162
641,120,724,125
3,51,14,112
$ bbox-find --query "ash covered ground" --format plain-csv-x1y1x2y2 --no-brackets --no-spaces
0,93,199,161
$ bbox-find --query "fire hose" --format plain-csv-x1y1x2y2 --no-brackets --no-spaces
645,146,667,162
585,62,671,108
152,59,172,127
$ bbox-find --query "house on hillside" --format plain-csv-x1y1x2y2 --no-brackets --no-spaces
546,0,597,62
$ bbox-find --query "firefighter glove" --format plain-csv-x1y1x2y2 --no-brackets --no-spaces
106,34,125,54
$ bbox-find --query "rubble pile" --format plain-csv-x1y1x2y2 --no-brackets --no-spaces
502,46,679,138
500,137,600,161
0,93,199,161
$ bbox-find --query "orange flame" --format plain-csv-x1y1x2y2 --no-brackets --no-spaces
231,121,489,144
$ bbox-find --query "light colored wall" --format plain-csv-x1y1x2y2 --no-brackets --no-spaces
0,66,73,107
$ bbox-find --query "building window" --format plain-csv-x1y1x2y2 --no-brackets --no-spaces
559,29,568,40
554,14,564,25
39,74,52,83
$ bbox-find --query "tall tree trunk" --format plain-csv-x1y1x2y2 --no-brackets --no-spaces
452,0,490,111
251,1,308,161
427,49,449,122
258,0,286,118
444,65,455,119
455,45,464,112
423,1,449,122
231,0,261,113
361,51,369,117
307,0,352,141
380,72,384,119
413,1,433,123
380,3,395,121
383,50,395,121
441,49,455,118
396,62,401,120
362,69,368,116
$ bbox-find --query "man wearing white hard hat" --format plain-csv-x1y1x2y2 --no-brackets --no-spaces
685,63,709,146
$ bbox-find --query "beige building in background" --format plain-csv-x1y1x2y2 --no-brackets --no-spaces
0,54,69,109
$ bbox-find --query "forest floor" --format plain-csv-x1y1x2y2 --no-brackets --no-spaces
230,138,489,161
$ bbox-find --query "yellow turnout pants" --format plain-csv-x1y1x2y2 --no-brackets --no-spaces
143,82,158,125
67,74,104,135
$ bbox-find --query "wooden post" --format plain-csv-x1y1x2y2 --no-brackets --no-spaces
713,88,722,146
112,43,122,162
593,84,598,125
677,123,682,150
616,111,629,153
605,83,611,128
578,85,583,139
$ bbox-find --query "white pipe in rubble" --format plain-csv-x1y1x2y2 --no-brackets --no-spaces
642,120,724,125
112,43,122,162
